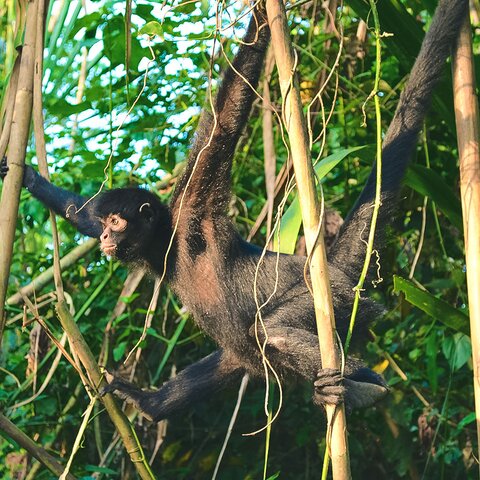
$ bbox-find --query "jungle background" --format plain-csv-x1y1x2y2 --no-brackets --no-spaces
0,0,479,478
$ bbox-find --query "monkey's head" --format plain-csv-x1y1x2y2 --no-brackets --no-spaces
95,188,170,264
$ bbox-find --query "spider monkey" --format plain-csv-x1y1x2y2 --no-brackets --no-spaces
0,0,468,421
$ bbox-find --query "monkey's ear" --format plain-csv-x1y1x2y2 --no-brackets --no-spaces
139,202,154,222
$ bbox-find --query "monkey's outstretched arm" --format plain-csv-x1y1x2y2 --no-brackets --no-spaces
0,159,102,238
329,0,468,277
171,4,270,214
102,349,244,421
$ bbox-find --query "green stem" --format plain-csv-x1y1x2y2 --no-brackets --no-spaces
263,381,274,480
345,0,383,353
74,264,119,321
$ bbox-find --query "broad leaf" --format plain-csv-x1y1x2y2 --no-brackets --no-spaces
442,333,471,371
393,276,469,334
274,146,366,254
405,164,462,230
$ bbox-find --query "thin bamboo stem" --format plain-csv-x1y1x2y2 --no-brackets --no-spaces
262,47,277,239
452,13,480,469
0,54,21,159
33,0,65,304
265,1,350,478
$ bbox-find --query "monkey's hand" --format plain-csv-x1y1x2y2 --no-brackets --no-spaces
314,367,389,411
0,157,8,179
0,157,40,190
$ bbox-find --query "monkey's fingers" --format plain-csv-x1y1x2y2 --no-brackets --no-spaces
99,370,156,421
0,157,8,179
313,368,345,407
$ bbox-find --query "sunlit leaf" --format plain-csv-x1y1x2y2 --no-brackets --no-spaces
138,21,164,41
393,276,469,334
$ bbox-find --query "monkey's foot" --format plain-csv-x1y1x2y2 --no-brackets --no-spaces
313,368,345,407
100,370,155,421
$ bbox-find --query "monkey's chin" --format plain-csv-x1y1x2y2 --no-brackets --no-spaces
101,244,117,257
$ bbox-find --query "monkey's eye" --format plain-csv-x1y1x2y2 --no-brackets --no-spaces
109,215,127,232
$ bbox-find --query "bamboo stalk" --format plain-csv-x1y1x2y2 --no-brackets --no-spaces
0,412,76,480
0,54,21,159
55,301,155,479
33,0,65,304
265,1,351,478
452,13,480,468
0,0,38,343
262,47,277,239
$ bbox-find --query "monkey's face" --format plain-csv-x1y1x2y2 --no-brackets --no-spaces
97,201,159,264
95,189,167,265
99,214,128,257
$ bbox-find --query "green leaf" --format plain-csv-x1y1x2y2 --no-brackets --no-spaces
458,412,476,429
200,0,209,16
273,146,366,254
113,341,127,362
393,276,469,334
405,164,463,230
176,0,198,14
138,21,164,40
266,473,280,480
442,333,471,371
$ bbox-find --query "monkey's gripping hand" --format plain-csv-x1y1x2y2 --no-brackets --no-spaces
1,157,102,238
314,367,388,411
100,370,160,421
0,156,38,189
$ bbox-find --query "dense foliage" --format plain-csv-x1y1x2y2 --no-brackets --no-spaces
0,0,478,478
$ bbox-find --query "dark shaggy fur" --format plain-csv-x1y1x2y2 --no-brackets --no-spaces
1,0,468,421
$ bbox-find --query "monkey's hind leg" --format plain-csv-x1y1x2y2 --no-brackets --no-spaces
101,349,244,421
250,321,388,410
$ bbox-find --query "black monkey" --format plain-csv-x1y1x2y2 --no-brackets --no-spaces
0,0,468,421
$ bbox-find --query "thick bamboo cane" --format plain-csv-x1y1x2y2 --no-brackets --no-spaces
0,0,38,342
452,14,480,468
265,1,351,478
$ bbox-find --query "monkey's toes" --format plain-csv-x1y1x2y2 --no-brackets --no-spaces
313,368,345,406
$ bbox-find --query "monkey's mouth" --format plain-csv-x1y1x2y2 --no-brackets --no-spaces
101,244,117,256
